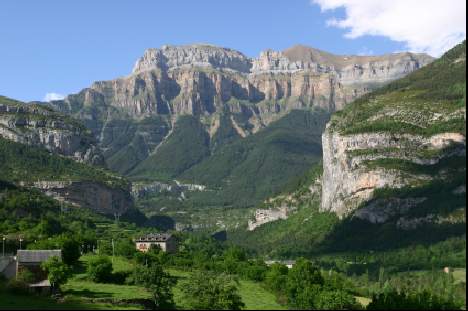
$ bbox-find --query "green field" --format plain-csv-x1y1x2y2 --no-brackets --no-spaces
168,268,286,310
0,292,141,310
453,268,466,285
2,255,286,310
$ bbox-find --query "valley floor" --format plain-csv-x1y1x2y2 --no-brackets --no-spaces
1,255,286,310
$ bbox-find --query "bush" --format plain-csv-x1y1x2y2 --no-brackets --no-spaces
264,263,289,293
115,239,137,259
61,237,81,265
110,271,131,285
41,256,71,291
314,289,358,310
181,271,245,310
241,260,268,282
87,256,113,283
286,258,324,309
134,263,175,309
367,290,463,310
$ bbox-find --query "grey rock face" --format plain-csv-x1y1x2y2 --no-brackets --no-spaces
321,128,466,218
132,44,252,74
21,180,133,216
52,44,432,151
251,46,433,87
0,102,104,165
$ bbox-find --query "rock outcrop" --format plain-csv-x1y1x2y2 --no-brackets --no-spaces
42,43,433,216
320,41,466,225
19,180,133,216
48,44,432,180
248,167,322,230
52,44,432,135
0,98,103,165
321,131,466,218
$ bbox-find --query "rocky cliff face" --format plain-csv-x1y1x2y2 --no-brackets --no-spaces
53,44,432,134
43,44,433,216
0,96,137,217
320,41,466,228
321,130,465,218
0,97,103,165
248,166,322,231
18,180,133,216
49,44,432,177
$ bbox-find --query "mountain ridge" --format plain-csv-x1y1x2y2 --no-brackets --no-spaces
40,43,434,221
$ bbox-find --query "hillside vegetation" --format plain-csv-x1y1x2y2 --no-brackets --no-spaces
0,137,128,189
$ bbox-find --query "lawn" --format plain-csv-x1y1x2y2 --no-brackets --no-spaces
1,255,287,310
237,280,287,310
0,291,141,310
167,268,286,310
79,254,134,273
452,268,466,285
63,280,151,300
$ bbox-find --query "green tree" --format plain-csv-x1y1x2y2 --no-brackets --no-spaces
182,271,245,310
41,256,71,291
264,263,289,293
115,238,137,259
367,289,463,310
314,289,358,310
286,258,324,309
222,246,247,274
60,237,81,265
87,256,113,283
134,263,175,310
28,235,81,265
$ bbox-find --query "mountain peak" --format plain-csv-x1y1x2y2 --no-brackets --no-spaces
132,44,252,74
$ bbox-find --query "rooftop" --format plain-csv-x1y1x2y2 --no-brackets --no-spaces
135,233,173,242
17,250,62,264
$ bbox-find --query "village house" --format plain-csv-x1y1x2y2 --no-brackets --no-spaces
16,250,62,294
135,233,177,253
265,260,296,269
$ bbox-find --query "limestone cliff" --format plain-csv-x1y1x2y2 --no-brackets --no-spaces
248,166,322,231
16,180,132,216
320,41,466,227
0,96,103,165
49,44,432,177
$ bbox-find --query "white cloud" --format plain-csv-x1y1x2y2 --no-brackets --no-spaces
43,92,65,102
312,0,466,56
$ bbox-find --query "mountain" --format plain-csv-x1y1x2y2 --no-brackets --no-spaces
46,44,432,220
0,96,136,217
320,41,466,250
235,41,466,255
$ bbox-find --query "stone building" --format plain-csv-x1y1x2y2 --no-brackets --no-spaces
135,233,177,253
16,250,62,294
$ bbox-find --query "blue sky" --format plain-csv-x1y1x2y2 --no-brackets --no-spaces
0,0,465,102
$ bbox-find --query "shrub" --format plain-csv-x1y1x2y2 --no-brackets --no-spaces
134,263,175,309
181,271,245,310
87,256,113,283
41,256,71,291
110,271,130,285
264,263,289,293
286,258,324,309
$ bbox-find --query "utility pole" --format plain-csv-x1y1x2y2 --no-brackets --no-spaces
111,239,115,263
